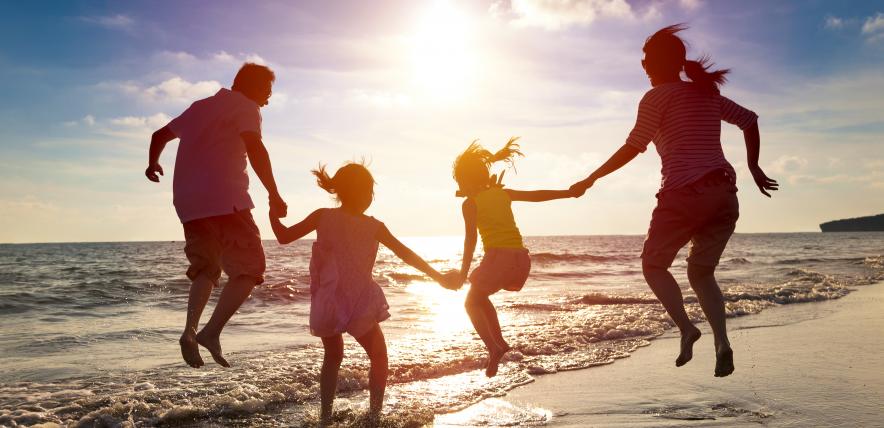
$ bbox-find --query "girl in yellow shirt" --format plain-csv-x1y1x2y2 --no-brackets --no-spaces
452,138,580,376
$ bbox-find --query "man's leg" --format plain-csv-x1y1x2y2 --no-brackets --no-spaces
196,274,257,367
180,274,214,368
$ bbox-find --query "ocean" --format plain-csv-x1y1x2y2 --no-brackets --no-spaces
1,233,883,426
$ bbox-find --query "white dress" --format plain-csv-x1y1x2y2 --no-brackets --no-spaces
309,208,390,338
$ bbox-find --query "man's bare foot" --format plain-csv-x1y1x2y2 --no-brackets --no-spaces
179,332,204,368
714,345,734,377
675,327,702,367
195,330,231,367
485,344,511,377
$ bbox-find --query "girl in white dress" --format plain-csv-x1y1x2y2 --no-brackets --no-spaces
269,162,457,423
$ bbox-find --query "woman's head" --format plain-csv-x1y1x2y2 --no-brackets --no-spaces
313,162,375,212
453,137,523,195
642,24,729,94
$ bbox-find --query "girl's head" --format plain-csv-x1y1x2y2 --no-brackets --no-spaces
452,137,523,196
313,162,375,213
642,24,729,95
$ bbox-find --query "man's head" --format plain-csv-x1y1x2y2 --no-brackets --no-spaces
232,63,275,107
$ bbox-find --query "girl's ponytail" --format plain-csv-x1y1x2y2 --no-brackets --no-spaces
684,55,730,95
312,164,336,194
489,137,524,168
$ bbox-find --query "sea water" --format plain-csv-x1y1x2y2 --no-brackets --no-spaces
1,233,882,426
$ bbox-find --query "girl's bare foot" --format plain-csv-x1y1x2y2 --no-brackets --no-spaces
714,344,734,377
675,327,702,367
485,344,511,377
179,331,204,368
195,330,231,367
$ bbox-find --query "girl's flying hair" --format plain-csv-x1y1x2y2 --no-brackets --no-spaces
312,161,375,205
453,137,523,195
643,24,730,95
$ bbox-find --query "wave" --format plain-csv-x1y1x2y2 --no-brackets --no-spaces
530,252,636,264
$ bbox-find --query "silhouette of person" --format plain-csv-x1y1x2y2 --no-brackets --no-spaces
145,63,288,368
571,25,778,377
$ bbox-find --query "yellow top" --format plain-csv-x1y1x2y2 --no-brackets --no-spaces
473,187,525,249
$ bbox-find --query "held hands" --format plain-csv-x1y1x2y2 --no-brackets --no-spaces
439,270,464,291
568,178,595,198
269,193,288,218
145,163,164,182
749,165,779,197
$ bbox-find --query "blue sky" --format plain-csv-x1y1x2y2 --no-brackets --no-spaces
1,0,883,243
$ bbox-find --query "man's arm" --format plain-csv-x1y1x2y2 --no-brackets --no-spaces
571,144,641,193
241,131,287,217
505,188,580,202
742,122,779,197
145,126,176,182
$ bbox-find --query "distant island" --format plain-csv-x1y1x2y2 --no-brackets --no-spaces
820,213,884,232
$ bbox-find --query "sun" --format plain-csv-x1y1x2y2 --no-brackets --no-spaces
410,1,476,99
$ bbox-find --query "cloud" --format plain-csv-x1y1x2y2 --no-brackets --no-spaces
62,115,96,127
862,12,884,42
490,0,635,30
143,77,221,103
109,113,172,129
824,16,844,29
79,14,134,30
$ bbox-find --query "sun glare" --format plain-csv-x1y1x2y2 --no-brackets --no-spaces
410,1,476,99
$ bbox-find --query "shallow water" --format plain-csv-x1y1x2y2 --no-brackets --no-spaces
1,233,882,426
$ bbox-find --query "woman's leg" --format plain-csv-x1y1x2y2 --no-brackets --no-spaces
642,261,702,366
355,324,389,416
465,288,509,376
320,334,344,423
687,263,733,377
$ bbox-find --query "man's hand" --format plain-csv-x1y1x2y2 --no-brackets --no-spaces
269,194,288,218
145,163,164,182
749,165,778,197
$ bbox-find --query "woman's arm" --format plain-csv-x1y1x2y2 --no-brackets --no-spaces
742,122,779,197
571,144,641,192
270,209,323,245
459,199,478,286
376,224,446,285
505,188,579,202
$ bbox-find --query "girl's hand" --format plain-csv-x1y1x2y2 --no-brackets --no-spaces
569,179,593,197
440,270,463,290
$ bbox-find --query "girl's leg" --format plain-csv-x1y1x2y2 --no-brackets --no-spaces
354,324,388,417
642,261,702,366
320,335,344,423
465,288,508,377
687,263,733,377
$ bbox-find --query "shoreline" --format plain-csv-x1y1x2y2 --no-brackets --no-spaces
436,281,884,427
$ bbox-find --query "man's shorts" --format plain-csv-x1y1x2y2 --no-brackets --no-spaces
182,210,266,286
469,247,531,294
641,170,740,269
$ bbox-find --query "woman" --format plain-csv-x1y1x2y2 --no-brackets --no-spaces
571,24,778,377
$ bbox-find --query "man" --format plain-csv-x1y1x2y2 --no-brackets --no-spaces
145,63,287,368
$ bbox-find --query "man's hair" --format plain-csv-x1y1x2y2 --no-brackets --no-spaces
232,63,275,93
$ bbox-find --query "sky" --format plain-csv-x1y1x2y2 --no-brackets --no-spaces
0,0,883,243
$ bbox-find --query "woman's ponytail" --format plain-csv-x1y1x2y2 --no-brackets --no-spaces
684,55,730,95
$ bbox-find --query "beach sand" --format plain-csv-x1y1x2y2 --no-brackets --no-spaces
436,281,884,427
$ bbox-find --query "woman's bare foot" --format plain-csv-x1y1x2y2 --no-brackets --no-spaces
714,344,734,377
195,329,231,367
485,344,511,377
675,327,702,367
179,331,204,368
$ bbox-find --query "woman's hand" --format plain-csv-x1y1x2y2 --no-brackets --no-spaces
749,165,778,197
569,178,594,197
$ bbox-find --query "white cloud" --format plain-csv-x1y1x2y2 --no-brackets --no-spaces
678,0,702,11
79,14,134,30
109,113,172,129
490,0,636,30
862,12,884,42
143,77,222,103
824,16,844,29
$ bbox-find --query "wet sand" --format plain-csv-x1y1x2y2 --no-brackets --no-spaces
437,281,884,427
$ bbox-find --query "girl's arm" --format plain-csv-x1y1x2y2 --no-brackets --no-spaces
376,224,446,285
571,144,641,192
270,209,323,244
459,199,478,286
504,188,580,202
